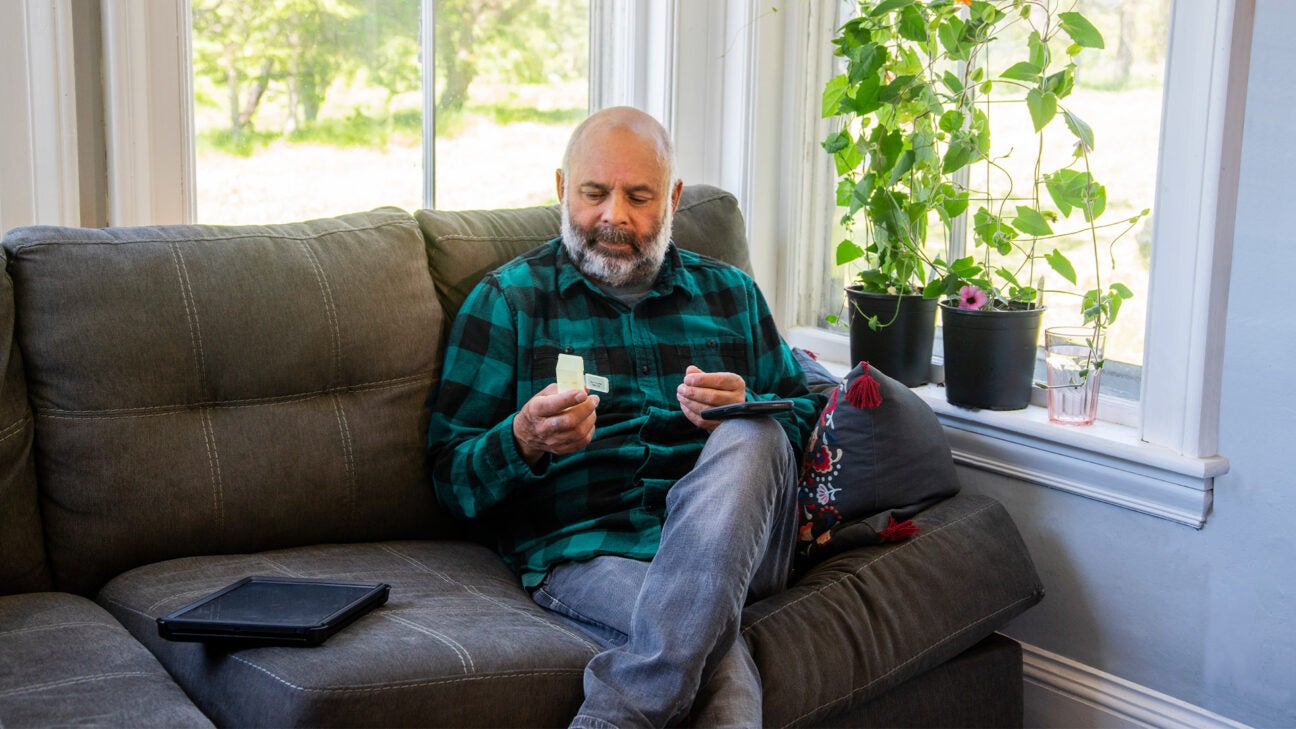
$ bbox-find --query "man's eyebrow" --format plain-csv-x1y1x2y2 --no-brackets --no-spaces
578,182,659,196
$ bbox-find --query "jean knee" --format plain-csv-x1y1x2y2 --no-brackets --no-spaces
713,417,793,467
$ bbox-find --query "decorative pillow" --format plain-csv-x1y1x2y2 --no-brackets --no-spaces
791,347,839,395
795,361,961,568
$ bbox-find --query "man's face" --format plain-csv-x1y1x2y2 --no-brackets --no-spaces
559,127,677,287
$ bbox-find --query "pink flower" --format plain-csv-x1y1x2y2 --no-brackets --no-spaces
958,285,987,310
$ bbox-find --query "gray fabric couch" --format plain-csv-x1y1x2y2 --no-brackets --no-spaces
0,185,1043,728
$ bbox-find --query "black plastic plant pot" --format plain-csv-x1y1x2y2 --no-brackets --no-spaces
939,302,1045,410
845,287,937,387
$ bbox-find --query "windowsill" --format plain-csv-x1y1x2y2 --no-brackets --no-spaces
788,327,1228,528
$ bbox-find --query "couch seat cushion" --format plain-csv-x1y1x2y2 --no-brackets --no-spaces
98,541,599,728
0,592,212,727
742,493,1044,728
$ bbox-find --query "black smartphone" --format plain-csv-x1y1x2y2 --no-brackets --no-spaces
700,399,795,420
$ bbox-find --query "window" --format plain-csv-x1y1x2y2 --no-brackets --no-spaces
77,0,1238,525
966,1,1169,372
806,0,1168,403
185,0,589,224
775,0,1243,526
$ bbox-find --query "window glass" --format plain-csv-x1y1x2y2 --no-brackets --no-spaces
190,0,589,224
971,0,1169,367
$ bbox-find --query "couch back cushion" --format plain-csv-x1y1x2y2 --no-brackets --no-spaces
416,184,753,324
2,209,450,595
0,252,50,595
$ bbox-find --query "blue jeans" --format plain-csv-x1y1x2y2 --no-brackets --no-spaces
532,417,799,728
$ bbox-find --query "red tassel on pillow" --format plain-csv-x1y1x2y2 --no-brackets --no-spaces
845,362,882,409
878,515,919,542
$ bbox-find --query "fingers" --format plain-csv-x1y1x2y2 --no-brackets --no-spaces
677,365,746,408
677,365,746,431
514,386,599,465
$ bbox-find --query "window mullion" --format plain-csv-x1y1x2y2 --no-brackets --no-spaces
421,0,436,211
1139,0,1247,458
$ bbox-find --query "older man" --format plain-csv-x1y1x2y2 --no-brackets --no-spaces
426,106,823,728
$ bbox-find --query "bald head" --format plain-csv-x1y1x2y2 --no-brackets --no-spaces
561,106,677,190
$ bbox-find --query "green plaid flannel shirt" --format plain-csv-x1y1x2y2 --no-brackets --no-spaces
426,239,825,587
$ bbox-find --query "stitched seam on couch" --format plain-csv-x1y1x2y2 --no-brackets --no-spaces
32,371,435,419
4,217,418,252
168,242,210,398
433,234,554,243
227,655,583,693
741,500,999,634
0,620,119,639
0,414,31,443
0,671,169,698
377,544,602,652
295,240,344,387
380,613,476,673
782,597,1039,728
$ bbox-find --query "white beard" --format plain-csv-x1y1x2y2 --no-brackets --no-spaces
560,201,673,287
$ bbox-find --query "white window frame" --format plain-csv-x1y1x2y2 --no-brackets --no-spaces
101,0,194,226
0,0,81,231
590,0,775,284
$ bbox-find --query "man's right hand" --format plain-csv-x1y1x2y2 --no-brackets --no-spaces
513,383,599,466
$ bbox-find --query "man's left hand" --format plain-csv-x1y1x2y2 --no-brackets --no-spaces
677,365,746,432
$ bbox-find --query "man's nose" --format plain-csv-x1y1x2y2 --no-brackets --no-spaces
601,192,630,227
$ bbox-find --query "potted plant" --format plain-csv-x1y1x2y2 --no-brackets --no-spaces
823,0,1147,409
820,0,980,386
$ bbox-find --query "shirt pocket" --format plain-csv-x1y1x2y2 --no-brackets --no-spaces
659,336,750,379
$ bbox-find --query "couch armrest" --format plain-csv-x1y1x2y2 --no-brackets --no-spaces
741,493,1044,728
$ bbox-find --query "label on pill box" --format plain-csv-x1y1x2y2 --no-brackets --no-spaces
584,373,609,393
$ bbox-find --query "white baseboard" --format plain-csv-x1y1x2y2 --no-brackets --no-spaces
1021,643,1250,729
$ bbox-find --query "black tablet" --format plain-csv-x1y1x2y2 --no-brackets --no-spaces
700,399,795,420
156,576,390,646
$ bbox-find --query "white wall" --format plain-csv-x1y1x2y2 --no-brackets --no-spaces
973,1,1296,724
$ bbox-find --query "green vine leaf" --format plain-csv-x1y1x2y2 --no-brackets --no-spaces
1026,88,1057,132
1002,61,1041,82
822,129,850,154
822,75,848,118
1059,12,1105,49
1063,110,1094,152
849,43,887,84
1012,206,1054,236
1028,31,1048,69
898,4,927,42
1045,249,1077,284
870,0,913,17
836,239,866,266
938,109,964,133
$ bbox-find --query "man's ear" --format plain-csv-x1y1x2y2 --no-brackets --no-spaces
669,179,683,212
555,169,566,202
